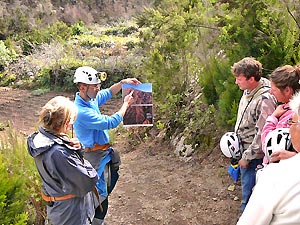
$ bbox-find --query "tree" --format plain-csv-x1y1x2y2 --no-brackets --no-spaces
136,0,217,103
218,0,300,72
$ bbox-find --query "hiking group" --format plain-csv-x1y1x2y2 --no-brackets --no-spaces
220,57,300,224
27,57,300,225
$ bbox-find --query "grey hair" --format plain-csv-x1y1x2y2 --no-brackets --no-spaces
290,92,300,122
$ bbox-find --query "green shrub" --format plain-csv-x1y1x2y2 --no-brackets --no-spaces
0,72,17,86
36,61,82,91
104,25,138,37
0,125,43,224
76,34,115,48
0,40,18,70
21,21,73,55
71,21,86,35
1,8,31,37
0,153,29,225
198,56,241,128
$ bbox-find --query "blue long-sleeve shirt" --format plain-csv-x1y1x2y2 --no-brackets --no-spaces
73,88,123,148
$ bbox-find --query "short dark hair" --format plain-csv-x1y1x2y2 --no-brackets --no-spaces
232,57,262,81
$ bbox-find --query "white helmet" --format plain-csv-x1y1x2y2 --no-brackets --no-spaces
220,132,242,159
74,66,107,84
264,127,291,162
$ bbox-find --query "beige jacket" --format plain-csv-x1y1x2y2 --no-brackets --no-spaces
235,78,276,161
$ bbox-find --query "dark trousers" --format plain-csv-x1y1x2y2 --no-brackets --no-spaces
94,168,119,219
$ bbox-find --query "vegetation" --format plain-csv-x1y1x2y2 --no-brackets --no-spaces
0,126,43,224
0,0,300,223
136,0,300,131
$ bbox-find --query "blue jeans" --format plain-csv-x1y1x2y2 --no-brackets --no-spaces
240,158,263,212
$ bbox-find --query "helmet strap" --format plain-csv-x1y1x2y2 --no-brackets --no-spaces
85,85,93,101
79,84,92,102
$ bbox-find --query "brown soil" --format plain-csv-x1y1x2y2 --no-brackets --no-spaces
0,87,241,225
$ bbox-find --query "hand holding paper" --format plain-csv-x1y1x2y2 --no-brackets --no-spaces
121,83,153,127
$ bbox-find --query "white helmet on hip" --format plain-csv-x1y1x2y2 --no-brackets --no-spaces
74,66,101,84
264,127,291,162
220,132,242,159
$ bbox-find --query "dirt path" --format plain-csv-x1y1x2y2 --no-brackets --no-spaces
107,138,241,225
0,87,241,225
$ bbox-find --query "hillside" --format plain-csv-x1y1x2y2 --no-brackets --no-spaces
0,0,153,30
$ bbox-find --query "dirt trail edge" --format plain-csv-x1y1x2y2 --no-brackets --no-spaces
0,87,241,225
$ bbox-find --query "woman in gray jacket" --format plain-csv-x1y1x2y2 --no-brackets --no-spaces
27,96,99,225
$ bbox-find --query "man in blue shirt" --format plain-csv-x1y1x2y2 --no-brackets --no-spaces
73,66,140,225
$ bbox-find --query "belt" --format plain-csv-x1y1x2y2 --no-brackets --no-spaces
85,143,110,152
42,192,75,202
42,188,103,211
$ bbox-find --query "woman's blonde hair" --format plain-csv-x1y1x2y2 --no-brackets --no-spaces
39,96,77,134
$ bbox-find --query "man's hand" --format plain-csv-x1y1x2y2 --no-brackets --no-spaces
239,158,249,168
110,78,141,96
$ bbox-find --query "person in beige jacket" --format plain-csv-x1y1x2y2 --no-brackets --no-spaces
232,57,276,212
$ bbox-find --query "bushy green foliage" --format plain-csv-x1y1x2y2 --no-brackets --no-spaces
135,0,217,102
0,72,17,86
71,21,86,35
184,103,218,150
0,154,29,224
159,91,219,151
2,19,140,90
21,21,73,55
36,63,81,91
0,40,18,70
135,0,229,151
209,0,300,126
217,0,300,73
76,33,139,50
137,0,300,132
76,34,119,48
199,55,242,128
0,126,42,224
104,25,138,36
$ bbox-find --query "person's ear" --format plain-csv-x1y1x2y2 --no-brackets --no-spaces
248,76,256,83
78,83,86,91
284,86,294,96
